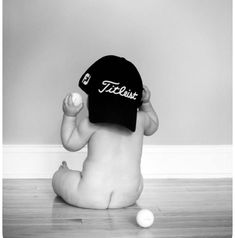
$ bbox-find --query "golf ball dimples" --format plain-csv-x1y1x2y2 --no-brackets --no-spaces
71,93,82,106
136,209,154,228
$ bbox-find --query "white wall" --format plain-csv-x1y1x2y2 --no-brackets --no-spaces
3,0,232,145
3,145,232,178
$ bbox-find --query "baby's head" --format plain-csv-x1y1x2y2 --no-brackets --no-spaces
79,55,143,132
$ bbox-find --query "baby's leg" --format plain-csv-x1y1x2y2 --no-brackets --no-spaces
52,161,82,207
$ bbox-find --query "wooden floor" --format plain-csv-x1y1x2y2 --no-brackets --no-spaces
3,179,232,238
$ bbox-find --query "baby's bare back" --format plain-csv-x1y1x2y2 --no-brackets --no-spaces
79,115,145,208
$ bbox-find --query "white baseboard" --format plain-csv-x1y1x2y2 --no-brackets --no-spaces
2,145,232,179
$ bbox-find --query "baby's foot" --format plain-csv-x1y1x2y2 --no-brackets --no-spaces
59,161,69,170
62,161,68,168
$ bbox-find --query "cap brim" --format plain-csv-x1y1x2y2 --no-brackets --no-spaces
88,96,137,132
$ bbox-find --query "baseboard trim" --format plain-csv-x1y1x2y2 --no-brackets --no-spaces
3,145,232,179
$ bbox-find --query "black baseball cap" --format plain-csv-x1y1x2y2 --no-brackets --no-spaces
79,55,143,132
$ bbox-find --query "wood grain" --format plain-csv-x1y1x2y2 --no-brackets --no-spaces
3,179,232,238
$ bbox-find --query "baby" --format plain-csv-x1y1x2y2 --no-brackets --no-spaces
52,56,159,209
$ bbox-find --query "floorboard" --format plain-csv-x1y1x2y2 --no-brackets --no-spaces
3,179,232,238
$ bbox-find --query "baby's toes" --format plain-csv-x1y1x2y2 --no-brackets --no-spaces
62,161,68,168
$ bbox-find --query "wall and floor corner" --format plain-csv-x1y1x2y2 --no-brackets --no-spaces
3,0,232,179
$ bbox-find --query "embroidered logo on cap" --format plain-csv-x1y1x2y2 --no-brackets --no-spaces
98,80,138,100
82,73,91,85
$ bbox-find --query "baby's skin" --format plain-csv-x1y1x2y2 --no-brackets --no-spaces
52,86,159,209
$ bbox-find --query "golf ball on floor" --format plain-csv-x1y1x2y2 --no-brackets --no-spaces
136,209,154,228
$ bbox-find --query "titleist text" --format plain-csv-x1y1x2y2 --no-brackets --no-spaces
98,80,138,100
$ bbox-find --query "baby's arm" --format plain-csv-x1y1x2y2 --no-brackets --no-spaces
140,86,159,136
61,93,95,152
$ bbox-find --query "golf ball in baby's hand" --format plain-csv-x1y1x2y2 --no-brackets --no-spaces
71,93,82,106
136,209,154,228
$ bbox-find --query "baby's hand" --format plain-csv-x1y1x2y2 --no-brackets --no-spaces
63,93,83,117
142,85,151,103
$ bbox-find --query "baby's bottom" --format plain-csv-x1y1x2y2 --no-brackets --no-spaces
52,161,143,209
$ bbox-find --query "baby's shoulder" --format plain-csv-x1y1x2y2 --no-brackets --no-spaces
137,110,153,133
79,117,98,135
136,111,147,126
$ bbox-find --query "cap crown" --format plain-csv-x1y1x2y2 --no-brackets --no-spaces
79,55,143,107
